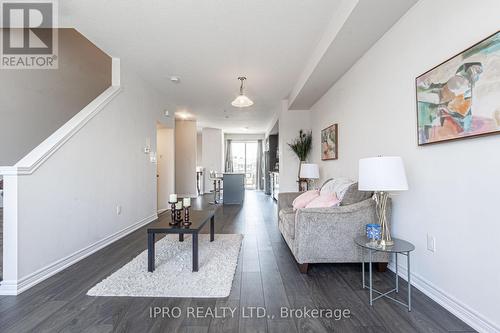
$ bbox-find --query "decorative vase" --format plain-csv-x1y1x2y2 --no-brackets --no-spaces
297,160,304,179
366,224,381,246
298,160,307,192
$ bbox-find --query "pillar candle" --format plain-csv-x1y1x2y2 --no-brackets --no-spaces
175,202,183,210
169,194,177,202
183,197,191,207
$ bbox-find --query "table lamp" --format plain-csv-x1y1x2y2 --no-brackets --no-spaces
299,163,320,190
358,156,408,246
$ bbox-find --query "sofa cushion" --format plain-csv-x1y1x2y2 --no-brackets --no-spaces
280,211,296,239
340,183,373,206
305,192,340,208
292,190,319,210
320,177,356,201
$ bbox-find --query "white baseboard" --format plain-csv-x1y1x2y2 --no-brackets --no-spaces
0,213,157,296
388,263,499,333
0,280,18,295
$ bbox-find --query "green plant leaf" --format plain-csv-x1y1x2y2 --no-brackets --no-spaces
288,130,312,161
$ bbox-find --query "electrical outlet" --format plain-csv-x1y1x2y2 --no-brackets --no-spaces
427,234,435,252
116,205,122,215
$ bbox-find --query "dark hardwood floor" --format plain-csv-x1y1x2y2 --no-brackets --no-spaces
0,192,474,332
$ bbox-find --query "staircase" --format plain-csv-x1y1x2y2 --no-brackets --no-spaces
0,29,122,295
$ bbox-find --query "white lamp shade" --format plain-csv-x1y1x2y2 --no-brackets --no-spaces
231,94,254,108
358,156,408,191
300,163,320,179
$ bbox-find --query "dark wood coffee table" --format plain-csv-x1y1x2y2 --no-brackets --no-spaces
147,209,215,272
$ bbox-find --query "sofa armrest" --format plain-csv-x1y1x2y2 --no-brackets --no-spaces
292,198,391,263
278,192,301,217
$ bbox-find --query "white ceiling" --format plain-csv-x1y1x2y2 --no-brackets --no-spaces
289,0,418,109
60,0,342,133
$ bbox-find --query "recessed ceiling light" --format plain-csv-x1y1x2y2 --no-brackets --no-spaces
175,111,192,120
170,76,181,83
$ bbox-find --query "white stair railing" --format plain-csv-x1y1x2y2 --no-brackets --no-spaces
0,58,122,295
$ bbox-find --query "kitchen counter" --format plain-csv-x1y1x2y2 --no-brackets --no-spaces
223,173,245,205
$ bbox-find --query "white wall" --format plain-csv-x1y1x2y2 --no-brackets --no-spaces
264,104,280,138
309,0,500,330
157,127,175,212
279,101,311,192
201,128,224,191
2,65,173,290
175,120,198,197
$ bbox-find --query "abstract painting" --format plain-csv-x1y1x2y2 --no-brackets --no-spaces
321,124,338,160
416,31,500,145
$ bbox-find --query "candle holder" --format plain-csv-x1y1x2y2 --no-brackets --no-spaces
183,206,192,227
175,208,182,224
168,201,178,225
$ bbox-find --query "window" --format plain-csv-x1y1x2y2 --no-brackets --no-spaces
231,141,258,189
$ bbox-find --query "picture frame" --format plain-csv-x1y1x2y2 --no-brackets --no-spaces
416,30,500,145
321,124,338,160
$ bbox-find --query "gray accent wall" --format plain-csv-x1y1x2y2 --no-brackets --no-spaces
0,28,112,166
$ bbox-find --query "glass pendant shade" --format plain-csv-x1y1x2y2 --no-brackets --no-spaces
231,76,254,108
232,94,254,108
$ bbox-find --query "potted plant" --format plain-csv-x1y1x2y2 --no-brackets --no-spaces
288,130,312,191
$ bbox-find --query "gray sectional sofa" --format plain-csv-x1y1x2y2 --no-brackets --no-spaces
278,178,390,273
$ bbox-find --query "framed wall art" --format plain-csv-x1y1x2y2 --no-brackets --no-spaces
321,124,338,160
416,31,500,145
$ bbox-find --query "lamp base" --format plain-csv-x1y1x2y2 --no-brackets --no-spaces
374,191,394,248
379,239,394,247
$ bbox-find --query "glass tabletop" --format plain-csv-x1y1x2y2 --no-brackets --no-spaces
354,236,415,253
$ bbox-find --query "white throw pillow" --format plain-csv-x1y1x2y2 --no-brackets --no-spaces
320,177,356,201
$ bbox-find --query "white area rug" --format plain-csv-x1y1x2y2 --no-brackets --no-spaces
87,234,243,298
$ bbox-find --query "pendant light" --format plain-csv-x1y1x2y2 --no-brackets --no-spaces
231,76,254,108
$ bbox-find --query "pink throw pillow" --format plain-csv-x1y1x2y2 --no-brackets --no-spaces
292,190,319,210
305,192,340,208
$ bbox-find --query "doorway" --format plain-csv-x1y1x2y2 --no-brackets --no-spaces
156,125,175,213
231,141,258,189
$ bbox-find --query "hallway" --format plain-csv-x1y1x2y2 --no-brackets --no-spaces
0,192,473,332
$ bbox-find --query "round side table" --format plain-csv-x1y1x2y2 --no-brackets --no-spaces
354,236,415,311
